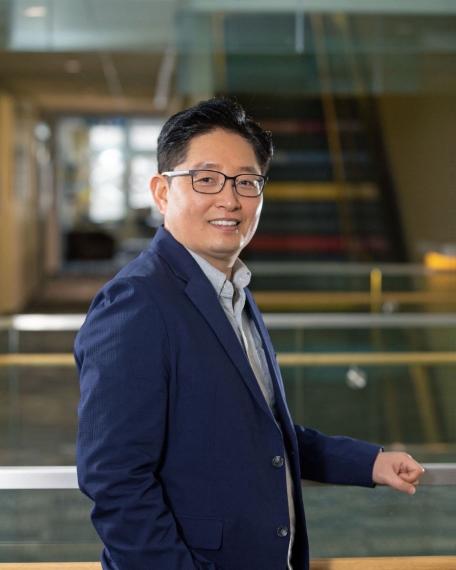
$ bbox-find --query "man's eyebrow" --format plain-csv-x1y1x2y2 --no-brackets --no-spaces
191,161,260,174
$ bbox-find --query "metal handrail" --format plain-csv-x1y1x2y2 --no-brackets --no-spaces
3,312,456,332
265,313,456,329
0,315,85,331
0,464,454,489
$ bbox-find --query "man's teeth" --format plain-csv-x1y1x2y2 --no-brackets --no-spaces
210,220,238,226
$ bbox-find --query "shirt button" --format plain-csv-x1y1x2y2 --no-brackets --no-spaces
272,455,284,468
277,526,289,538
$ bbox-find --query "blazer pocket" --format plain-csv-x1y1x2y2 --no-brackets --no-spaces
175,514,223,550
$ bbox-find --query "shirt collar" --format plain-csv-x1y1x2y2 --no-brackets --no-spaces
186,249,251,298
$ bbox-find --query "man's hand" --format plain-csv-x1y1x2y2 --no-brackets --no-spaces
372,451,425,495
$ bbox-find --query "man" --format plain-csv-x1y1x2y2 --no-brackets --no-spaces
75,98,424,570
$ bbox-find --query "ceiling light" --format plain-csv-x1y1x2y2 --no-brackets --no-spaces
24,5,47,18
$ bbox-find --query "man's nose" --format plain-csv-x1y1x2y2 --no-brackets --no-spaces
216,178,241,208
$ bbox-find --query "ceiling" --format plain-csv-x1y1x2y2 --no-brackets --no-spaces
7,0,176,51
0,51,170,113
0,0,181,113
0,0,455,114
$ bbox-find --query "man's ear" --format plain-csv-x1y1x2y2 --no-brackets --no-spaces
150,174,169,215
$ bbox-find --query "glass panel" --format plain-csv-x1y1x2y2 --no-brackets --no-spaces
5,329,78,354
0,366,79,466
250,267,456,295
248,269,456,313
280,362,456,452
1,319,455,462
270,326,456,354
0,490,100,562
304,485,456,558
0,486,454,561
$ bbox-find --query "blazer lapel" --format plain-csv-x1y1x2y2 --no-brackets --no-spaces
185,276,273,419
152,226,288,423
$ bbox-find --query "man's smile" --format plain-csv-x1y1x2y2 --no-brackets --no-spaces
209,218,241,230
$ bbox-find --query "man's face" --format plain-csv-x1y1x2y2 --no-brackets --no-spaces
151,128,263,275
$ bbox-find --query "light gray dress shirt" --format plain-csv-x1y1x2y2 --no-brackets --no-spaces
187,249,295,569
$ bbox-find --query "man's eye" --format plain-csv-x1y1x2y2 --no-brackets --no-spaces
238,179,255,187
239,177,261,188
196,176,216,184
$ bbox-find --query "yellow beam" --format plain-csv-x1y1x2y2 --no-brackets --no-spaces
0,566,101,570
265,182,378,201
277,352,456,367
311,557,456,570
0,354,75,367
1,352,456,368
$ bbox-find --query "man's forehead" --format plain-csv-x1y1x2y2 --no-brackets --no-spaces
179,129,261,171
191,161,259,173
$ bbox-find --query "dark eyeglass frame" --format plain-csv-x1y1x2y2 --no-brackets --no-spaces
161,169,267,197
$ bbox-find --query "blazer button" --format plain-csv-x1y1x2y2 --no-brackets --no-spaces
277,526,289,538
272,455,284,468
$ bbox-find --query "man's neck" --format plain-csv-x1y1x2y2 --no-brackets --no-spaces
187,250,235,280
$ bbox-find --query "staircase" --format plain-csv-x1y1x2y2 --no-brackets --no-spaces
221,13,406,262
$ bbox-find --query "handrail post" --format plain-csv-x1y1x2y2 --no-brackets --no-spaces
370,267,383,313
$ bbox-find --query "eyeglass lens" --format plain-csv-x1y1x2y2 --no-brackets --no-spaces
191,170,264,196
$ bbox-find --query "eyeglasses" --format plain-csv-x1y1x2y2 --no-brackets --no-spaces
161,169,267,197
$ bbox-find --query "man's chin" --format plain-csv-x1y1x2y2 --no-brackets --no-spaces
210,241,246,258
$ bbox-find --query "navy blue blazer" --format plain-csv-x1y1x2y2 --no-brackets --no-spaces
76,226,380,570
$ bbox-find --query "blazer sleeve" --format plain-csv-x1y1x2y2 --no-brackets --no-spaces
75,277,200,570
294,424,382,487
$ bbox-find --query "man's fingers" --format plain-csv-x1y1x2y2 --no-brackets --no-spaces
402,455,426,473
398,469,423,484
372,451,425,493
399,458,426,485
388,474,417,495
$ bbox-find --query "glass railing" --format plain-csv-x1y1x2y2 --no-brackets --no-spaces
0,364,78,466
248,262,456,293
0,466,454,562
0,489,99,562
265,313,456,451
248,263,456,312
281,364,456,451
1,313,455,460
0,312,455,561
304,483,456,558
2,357,454,465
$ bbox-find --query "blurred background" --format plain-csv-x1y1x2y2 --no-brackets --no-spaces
0,0,455,565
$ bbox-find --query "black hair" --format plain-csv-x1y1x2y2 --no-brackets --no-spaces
157,97,273,174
